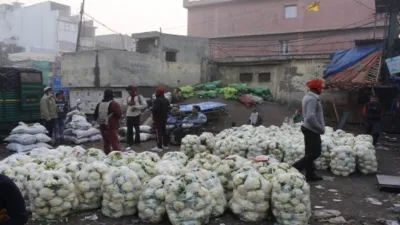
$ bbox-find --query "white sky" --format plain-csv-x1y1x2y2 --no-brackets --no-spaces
1,0,188,35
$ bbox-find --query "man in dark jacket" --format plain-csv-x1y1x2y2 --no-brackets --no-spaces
363,95,383,146
151,88,171,151
94,89,122,155
0,174,29,225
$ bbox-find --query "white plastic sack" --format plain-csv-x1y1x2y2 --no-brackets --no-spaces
11,122,47,135
229,166,272,221
138,175,176,223
140,125,152,133
72,128,100,139
140,133,153,142
4,134,37,145
7,143,38,153
89,134,103,142
35,133,52,143
29,171,78,220
101,166,142,218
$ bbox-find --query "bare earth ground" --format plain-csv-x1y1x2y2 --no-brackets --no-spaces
1,99,400,225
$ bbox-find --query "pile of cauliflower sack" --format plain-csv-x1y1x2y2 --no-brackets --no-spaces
0,122,377,225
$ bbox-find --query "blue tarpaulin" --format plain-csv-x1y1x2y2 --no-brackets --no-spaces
179,101,226,112
323,43,383,79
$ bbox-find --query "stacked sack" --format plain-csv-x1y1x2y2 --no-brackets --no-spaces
5,122,52,153
63,115,101,144
118,125,154,143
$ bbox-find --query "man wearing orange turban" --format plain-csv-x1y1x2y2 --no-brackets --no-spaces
293,79,325,182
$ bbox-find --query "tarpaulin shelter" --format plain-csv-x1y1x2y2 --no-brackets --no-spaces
324,43,383,89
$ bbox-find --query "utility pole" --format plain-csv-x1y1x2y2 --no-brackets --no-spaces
75,0,85,52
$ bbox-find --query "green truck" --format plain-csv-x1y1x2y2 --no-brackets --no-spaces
0,67,43,139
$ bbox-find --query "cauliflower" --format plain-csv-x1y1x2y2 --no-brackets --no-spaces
162,152,188,166
181,135,210,158
330,146,356,176
128,159,157,184
354,142,378,174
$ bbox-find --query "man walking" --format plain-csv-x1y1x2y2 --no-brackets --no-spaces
40,87,57,139
363,95,383,146
293,79,325,182
55,92,68,144
94,89,122,155
151,88,171,151
125,85,147,146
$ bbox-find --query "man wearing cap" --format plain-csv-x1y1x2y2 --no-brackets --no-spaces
125,85,148,146
363,95,383,146
94,89,122,154
293,79,325,182
151,88,171,151
40,87,58,139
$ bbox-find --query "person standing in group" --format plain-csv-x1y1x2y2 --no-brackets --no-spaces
151,88,171,151
40,87,58,139
54,92,68,145
293,79,325,182
363,95,383,147
125,85,148,146
94,89,122,155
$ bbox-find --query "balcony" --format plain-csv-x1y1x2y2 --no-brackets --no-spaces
183,0,234,8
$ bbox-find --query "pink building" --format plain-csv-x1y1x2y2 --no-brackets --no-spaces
184,0,385,59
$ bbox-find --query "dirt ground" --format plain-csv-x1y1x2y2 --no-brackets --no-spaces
1,99,400,225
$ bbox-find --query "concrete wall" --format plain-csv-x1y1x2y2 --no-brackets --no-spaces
61,48,207,88
216,57,331,104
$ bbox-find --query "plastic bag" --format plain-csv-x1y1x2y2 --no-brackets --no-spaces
229,166,272,221
138,175,176,223
11,122,47,135
6,143,38,153
101,166,142,218
140,133,153,142
4,134,37,145
89,134,103,142
35,133,52,143
72,128,100,139
140,125,152,133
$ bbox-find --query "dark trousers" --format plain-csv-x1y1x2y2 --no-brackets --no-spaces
365,120,380,146
293,126,322,178
155,119,168,148
127,116,141,145
42,119,55,138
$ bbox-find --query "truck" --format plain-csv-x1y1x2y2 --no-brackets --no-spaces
0,67,43,138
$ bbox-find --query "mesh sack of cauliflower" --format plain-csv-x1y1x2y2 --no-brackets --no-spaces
101,166,142,218
76,148,106,163
29,171,78,221
56,161,84,182
103,151,136,167
156,160,184,177
212,155,249,200
138,175,177,223
75,162,109,210
165,172,213,225
1,153,31,167
229,166,272,222
331,130,355,146
128,159,157,184
199,132,216,152
329,146,356,176
355,134,373,145
313,136,334,170
267,141,284,162
0,164,26,198
214,136,248,159
29,147,61,159
246,135,270,159
189,168,227,218
181,135,210,159
161,152,188,166
243,155,279,173
282,140,305,166
262,162,299,181
186,152,221,171
30,155,61,171
354,142,378,174
15,163,45,199
136,151,161,163
54,145,76,158
271,172,311,225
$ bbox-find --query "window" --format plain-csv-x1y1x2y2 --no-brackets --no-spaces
259,73,271,83
113,91,122,98
284,5,297,19
239,73,253,82
166,51,177,62
279,40,289,55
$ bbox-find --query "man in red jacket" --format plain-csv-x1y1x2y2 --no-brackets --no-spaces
94,89,122,154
